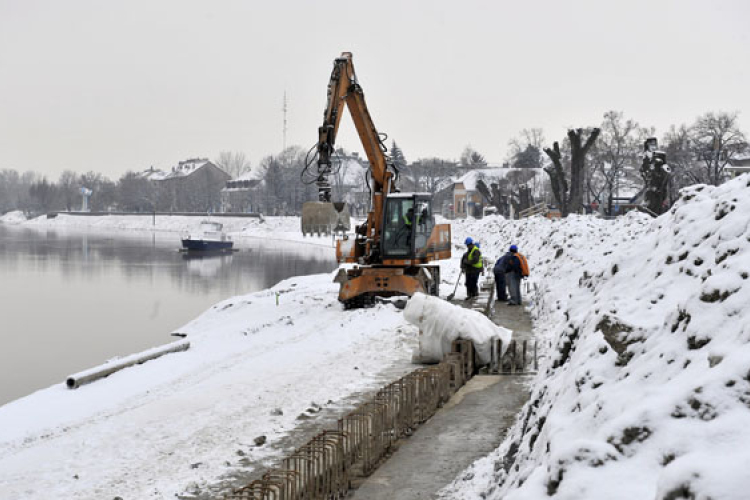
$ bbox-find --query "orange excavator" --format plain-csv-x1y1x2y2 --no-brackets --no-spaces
301,52,451,308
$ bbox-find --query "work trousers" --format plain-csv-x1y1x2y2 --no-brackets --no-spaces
465,271,480,298
493,271,507,301
506,272,522,305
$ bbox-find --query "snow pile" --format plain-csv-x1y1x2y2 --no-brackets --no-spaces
0,273,418,499
0,210,27,224
404,292,511,364
441,174,750,499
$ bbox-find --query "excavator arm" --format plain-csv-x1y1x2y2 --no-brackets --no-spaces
306,52,451,307
315,52,395,260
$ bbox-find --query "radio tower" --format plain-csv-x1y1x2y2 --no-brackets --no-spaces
282,91,288,151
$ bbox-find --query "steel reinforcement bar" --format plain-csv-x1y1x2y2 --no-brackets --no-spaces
224,339,476,500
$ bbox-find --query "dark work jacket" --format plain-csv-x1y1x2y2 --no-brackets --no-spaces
494,253,511,274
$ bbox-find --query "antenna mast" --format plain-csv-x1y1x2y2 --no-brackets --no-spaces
282,91,288,150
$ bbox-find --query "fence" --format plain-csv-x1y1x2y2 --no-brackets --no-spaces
518,203,548,219
489,339,537,374
224,339,476,500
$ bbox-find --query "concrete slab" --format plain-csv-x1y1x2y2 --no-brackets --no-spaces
348,374,531,500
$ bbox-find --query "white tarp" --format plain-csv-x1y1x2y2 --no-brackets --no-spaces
404,292,512,365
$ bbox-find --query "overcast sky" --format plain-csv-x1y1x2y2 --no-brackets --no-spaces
1,0,749,179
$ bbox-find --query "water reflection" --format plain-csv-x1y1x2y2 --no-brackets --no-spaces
0,225,337,406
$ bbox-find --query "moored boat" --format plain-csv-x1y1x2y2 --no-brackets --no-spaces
181,221,233,251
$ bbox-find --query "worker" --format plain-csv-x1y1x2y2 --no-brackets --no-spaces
493,250,511,302
504,244,523,305
461,237,483,299
395,207,415,246
403,207,414,228
419,207,429,226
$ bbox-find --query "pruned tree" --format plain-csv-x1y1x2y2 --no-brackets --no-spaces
215,151,252,179
640,138,671,215
689,111,747,185
544,128,600,216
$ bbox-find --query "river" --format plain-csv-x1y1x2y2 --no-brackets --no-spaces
0,225,337,406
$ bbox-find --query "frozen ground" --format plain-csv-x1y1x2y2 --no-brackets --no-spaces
0,212,456,499
440,175,750,499
4,174,749,499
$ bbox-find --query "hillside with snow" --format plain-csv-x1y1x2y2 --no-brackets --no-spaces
441,175,750,499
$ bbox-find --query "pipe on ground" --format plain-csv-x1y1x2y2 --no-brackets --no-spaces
66,340,190,389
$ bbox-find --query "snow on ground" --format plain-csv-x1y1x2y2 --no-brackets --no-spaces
0,273,418,499
21,213,337,247
7,172,750,500
440,175,750,499
0,210,27,224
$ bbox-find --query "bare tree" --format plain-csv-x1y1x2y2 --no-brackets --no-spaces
58,170,79,212
689,111,747,185
215,151,252,179
29,178,59,213
544,128,600,216
459,146,487,167
662,124,698,202
409,158,457,195
589,111,643,214
117,171,157,212
508,128,546,168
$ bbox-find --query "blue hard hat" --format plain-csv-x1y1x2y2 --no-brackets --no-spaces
465,237,473,245
510,244,518,252
475,242,480,248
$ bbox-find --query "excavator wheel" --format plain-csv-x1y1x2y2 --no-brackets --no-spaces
342,294,376,310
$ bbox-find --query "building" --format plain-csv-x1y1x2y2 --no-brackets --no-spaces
221,172,263,213
139,159,230,212
725,149,750,179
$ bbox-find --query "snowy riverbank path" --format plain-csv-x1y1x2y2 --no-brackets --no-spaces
349,297,535,499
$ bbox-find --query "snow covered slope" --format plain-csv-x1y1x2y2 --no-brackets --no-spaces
441,175,750,499
0,274,417,499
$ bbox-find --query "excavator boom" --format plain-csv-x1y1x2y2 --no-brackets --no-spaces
305,52,451,307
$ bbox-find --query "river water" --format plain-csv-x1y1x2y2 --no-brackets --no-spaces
0,225,337,406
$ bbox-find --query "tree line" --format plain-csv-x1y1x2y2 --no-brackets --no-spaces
1,111,745,218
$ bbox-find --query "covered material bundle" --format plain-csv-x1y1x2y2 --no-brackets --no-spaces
404,293,512,365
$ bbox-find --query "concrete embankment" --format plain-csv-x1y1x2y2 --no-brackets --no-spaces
349,299,535,499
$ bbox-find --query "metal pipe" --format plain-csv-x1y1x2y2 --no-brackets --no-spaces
66,340,190,389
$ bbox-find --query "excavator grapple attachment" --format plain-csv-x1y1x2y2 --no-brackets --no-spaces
301,201,351,236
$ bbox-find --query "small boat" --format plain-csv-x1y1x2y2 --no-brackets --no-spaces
181,221,233,252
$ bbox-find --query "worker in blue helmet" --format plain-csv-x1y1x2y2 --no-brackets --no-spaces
461,236,483,299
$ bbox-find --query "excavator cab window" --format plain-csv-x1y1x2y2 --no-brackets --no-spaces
413,199,434,253
382,197,415,257
382,196,433,258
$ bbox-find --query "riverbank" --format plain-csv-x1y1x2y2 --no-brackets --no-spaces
15,212,337,248
5,175,749,499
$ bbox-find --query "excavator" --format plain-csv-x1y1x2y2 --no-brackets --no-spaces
301,52,451,308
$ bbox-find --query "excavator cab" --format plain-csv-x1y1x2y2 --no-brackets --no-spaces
382,194,434,259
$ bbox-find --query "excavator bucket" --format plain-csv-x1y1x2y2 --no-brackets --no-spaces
301,201,351,236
